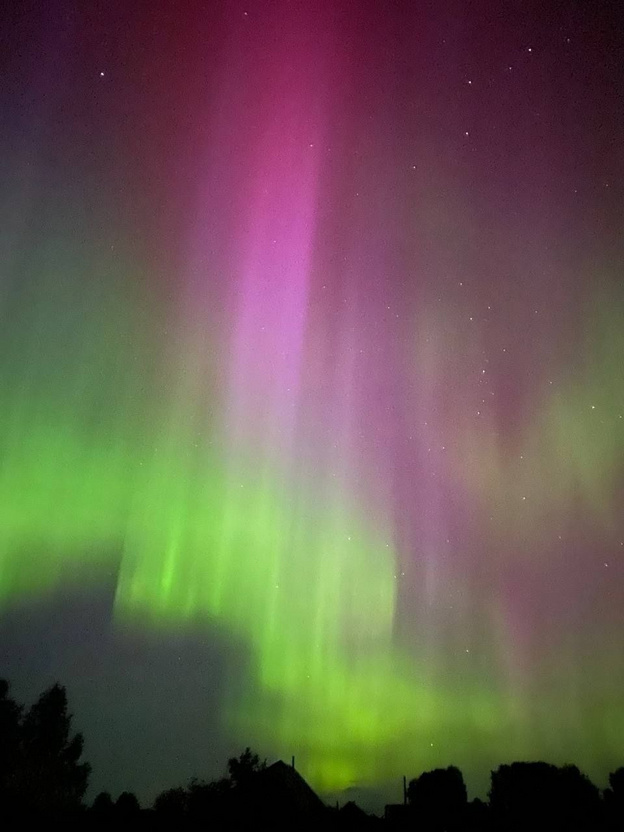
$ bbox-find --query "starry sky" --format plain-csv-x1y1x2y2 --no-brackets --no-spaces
0,0,623,810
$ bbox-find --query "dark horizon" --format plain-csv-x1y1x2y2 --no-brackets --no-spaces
2,677,623,831
1,587,620,813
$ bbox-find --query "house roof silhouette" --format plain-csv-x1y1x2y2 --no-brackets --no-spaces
245,759,327,819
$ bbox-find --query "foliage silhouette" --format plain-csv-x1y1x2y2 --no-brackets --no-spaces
0,680,21,799
187,775,231,821
153,785,188,816
1,677,623,830
0,679,90,817
489,761,601,832
227,746,267,787
116,789,141,816
91,790,115,818
604,767,624,830
407,765,467,831
462,797,492,832
609,766,624,795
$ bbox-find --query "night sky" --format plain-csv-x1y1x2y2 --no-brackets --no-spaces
1,0,623,811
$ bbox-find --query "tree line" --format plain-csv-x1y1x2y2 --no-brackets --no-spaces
1,679,623,830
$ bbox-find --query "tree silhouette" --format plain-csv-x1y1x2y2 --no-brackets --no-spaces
187,775,231,820
1,676,618,831
557,765,601,830
1,681,90,817
0,680,21,803
463,797,492,832
609,767,624,796
227,747,267,788
489,761,600,832
407,765,467,831
116,790,141,817
91,790,115,818
153,786,188,816
604,767,624,830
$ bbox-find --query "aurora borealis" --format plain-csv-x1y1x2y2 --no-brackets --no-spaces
1,0,623,806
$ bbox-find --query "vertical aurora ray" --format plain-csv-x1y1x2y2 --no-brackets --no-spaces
108,8,424,787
